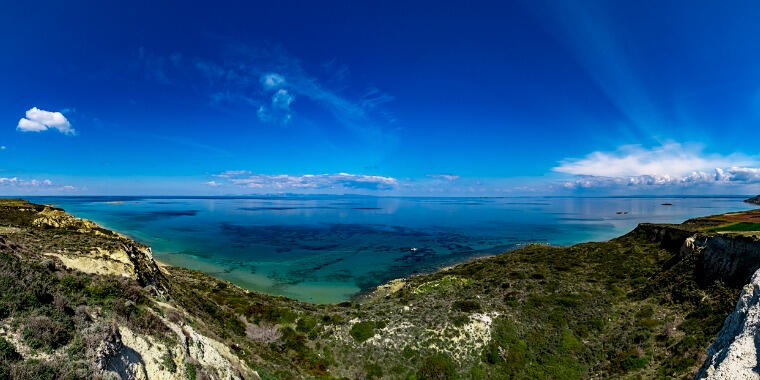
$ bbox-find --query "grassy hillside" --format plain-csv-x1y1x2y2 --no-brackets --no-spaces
0,199,756,379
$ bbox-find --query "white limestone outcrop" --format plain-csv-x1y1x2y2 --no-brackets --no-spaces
697,269,760,379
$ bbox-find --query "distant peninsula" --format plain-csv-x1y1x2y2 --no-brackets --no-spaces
746,194,760,205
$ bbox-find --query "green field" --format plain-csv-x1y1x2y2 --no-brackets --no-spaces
708,222,760,232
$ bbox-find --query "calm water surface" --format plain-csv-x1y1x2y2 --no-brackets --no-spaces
27,196,757,303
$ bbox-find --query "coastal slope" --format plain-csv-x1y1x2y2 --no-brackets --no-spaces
1,199,760,379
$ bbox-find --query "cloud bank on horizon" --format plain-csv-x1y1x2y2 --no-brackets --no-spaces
199,143,760,195
0,177,76,193
555,143,760,190
211,171,398,191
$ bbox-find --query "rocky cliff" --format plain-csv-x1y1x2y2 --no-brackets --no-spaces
697,269,760,379
0,199,258,379
747,195,760,206
686,233,760,287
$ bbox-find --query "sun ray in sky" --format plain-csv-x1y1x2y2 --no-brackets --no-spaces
1,1,759,196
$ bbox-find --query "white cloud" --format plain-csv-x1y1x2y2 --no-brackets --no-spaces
555,143,760,189
258,88,295,124
427,174,460,181
272,89,294,110
0,177,77,195
214,170,252,178
0,177,53,187
0,178,18,185
216,171,398,191
256,106,271,122
17,118,47,132
16,107,75,135
205,181,220,187
0,146,6,150
260,73,285,89
554,143,754,178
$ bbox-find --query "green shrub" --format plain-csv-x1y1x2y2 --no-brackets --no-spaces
161,349,177,373
413,276,471,295
185,362,197,380
635,306,654,319
111,301,171,338
0,337,20,362
280,327,307,353
9,359,57,379
452,300,481,313
483,317,528,372
365,362,383,379
85,282,122,302
621,354,649,371
59,275,90,293
452,315,469,327
350,321,376,343
22,315,72,351
277,308,298,324
296,316,317,333
560,329,581,352
417,354,457,380
0,361,9,380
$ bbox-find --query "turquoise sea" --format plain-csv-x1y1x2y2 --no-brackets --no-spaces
28,196,757,303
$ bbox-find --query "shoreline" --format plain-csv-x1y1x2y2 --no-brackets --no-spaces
32,196,760,305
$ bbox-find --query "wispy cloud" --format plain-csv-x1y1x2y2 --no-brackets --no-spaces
213,171,398,191
555,143,760,188
137,44,396,149
0,177,77,195
0,177,74,189
260,73,285,89
214,170,252,178
258,88,295,123
188,44,395,140
426,174,460,181
271,89,295,110
16,107,75,135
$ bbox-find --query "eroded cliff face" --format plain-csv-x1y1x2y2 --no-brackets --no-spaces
96,315,258,380
685,234,760,287
697,269,760,379
32,205,169,294
634,223,697,253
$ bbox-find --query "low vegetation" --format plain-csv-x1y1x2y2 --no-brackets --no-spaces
0,198,754,379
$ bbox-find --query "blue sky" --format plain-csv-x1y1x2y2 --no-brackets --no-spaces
1,0,760,196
